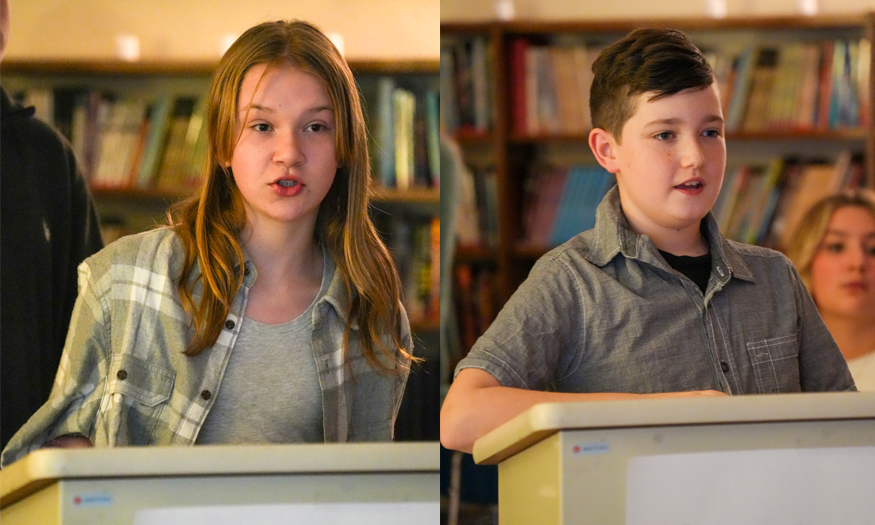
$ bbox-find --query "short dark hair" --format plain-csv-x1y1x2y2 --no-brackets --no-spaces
590,28,714,140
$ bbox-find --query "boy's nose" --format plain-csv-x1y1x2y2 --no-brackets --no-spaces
680,139,705,168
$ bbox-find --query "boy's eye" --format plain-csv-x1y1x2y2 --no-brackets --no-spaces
702,129,722,138
654,131,674,141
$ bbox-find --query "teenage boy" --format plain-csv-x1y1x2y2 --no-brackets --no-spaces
440,28,855,454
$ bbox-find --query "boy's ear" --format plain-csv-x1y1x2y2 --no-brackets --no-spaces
589,127,620,174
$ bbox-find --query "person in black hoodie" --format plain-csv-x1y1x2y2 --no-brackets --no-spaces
0,0,104,452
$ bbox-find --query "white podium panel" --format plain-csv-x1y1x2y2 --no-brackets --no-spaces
0,442,439,525
472,393,875,525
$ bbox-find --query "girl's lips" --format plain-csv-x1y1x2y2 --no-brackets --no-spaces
271,179,304,197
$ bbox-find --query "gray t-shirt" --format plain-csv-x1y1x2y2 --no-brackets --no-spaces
196,253,332,444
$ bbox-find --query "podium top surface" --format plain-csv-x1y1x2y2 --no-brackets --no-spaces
0,441,439,508
472,392,875,464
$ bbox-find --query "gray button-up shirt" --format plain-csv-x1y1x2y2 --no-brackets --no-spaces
457,186,855,395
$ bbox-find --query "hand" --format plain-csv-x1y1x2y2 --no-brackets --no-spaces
44,434,93,448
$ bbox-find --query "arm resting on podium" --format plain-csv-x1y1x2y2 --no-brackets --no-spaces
440,368,725,453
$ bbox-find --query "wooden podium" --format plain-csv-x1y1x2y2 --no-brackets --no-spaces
0,442,439,524
472,393,875,525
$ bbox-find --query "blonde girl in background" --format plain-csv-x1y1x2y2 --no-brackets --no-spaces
787,189,875,391
2,20,414,466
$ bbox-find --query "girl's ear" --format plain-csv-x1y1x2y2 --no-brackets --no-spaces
589,127,620,174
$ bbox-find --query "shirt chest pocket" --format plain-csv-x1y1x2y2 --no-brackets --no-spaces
100,354,175,445
745,335,801,394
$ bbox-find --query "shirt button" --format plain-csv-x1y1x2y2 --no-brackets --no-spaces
244,266,250,276
225,319,235,330
117,370,128,380
721,361,730,373
201,390,212,400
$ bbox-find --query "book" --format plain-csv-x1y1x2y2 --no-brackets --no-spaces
439,44,460,133
815,40,835,130
424,90,440,186
155,97,206,193
743,48,780,132
795,43,823,131
508,38,529,135
135,94,174,189
393,88,416,191
374,77,396,188
725,48,757,132
156,97,198,193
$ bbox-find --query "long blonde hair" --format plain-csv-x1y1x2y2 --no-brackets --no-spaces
786,188,875,295
169,20,411,372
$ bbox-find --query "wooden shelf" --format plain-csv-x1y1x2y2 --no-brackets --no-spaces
442,15,870,35
2,58,439,76
455,245,500,265
410,318,440,333
91,186,194,201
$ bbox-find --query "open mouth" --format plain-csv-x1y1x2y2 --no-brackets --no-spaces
276,180,299,188
676,181,703,190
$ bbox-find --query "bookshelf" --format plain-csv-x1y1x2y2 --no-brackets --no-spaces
2,58,440,325
442,14,875,361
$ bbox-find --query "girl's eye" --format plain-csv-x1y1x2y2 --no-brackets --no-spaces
306,123,329,132
654,131,674,141
865,244,875,257
823,242,844,253
252,123,271,132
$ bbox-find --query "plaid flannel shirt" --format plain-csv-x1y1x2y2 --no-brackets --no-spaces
1,227,411,466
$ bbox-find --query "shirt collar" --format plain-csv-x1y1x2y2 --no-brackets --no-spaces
585,185,755,283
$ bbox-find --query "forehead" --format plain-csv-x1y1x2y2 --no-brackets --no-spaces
826,206,875,233
237,63,330,107
627,83,721,122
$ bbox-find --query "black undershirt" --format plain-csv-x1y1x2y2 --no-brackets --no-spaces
658,250,712,294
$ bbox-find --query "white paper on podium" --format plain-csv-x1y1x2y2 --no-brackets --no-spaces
132,501,439,525
626,447,875,525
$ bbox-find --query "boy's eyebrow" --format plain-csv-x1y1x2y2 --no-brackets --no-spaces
643,115,724,127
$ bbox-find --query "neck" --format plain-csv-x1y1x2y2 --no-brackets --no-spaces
241,218,321,286
820,313,875,361
638,218,709,256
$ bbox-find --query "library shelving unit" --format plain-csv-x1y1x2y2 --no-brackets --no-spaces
442,15,875,359
2,57,440,441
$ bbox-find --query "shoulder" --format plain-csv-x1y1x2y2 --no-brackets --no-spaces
1,103,72,160
724,238,787,261
532,232,607,281
82,227,185,279
719,238,801,287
